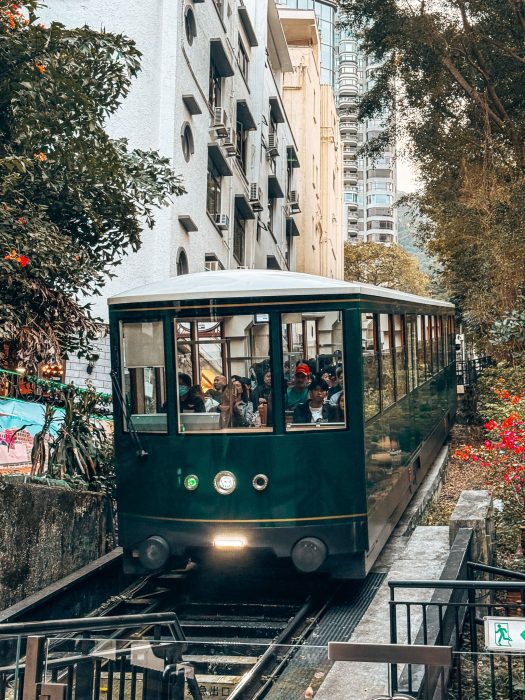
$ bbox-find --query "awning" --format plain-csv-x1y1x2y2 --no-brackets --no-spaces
235,194,256,220
287,144,300,168
210,38,234,77
182,94,202,115
208,143,233,176
178,215,198,232
268,174,285,199
238,4,258,47
286,217,300,237
269,96,285,124
237,99,257,131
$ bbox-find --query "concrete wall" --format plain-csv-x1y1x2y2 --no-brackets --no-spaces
0,480,110,610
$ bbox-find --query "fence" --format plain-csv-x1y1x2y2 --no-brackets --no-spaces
456,358,494,388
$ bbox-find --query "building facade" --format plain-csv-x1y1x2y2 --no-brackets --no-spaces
40,0,302,389
277,0,398,245
280,8,343,279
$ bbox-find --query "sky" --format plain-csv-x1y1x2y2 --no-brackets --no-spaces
397,156,421,194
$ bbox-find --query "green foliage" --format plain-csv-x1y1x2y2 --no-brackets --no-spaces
31,382,115,493
344,240,430,295
0,2,184,368
338,0,525,354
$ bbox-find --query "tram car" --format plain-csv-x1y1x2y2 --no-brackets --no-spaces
108,270,456,579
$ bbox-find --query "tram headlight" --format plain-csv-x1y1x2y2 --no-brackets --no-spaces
213,535,247,549
214,470,237,495
184,474,199,491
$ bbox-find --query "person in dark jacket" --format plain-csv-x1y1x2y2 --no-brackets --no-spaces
292,378,336,424
178,372,205,412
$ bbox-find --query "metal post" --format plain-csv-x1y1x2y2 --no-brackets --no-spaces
22,637,45,700
38,685,67,700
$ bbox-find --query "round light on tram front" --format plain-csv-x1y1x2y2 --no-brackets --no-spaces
214,470,237,495
184,474,199,491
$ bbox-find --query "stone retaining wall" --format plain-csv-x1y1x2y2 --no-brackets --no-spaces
0,479,110,610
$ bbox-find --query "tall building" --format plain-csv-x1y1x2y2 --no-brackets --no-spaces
279,8,343,279
40,0,302,389
277,0,398,245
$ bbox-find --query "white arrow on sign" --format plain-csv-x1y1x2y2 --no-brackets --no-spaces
484,617,525,652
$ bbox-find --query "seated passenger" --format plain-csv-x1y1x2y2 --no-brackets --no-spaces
208,374,227,401
293,379,336,424
285,363,311,409
253,370,273,426
328,367,344,405
178,373,205,412
204,389,220,412
219,378,254,428
333,392,345,422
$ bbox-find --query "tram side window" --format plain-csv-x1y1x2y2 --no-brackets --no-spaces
417,315,428,382
121,322,167,433
282,311,346,430
379,314,395,409
362,313,381,420
425,315,434,376
175,316,272,433
448,316,456,364
406,315,418,391
393,314,407,399
442,317,448,366
433,316,440,372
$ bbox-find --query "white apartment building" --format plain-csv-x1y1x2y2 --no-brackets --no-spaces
40,0,301,390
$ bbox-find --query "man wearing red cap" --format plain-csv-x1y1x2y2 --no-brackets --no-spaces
285,363,311,409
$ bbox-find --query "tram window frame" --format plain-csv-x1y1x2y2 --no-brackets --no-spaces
174,315,273,434
119,320,168,434
362,312,381,421
393,314,407,400
406,314,418,391
282,310,347,432
379,314,395,409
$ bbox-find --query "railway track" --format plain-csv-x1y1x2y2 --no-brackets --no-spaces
0,552,381,699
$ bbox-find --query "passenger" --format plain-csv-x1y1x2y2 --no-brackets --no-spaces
219,378,254,428
285,363,311,409
178,373,206,412
322,368,336,389
253,370,273,426
208,374,227,401
333,392,345,422
204,389,220,412
328,367,344,405
292,379,335,424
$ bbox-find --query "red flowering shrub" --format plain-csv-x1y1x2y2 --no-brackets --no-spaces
455,379,525,561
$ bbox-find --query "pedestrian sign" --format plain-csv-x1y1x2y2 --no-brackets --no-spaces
484,617,525,652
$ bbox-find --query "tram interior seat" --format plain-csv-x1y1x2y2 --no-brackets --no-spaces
180,412,221,431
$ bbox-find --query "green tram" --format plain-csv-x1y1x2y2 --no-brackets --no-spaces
108,270,456,579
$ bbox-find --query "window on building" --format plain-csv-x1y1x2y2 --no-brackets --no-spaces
238,36,249,81
267,197,274,233
206,159,222,217
233,210,245,265
176,248,189,276
209,59,222,110
184,7,197,45
121,321,167,433
181,123,194,162
235,121,248,173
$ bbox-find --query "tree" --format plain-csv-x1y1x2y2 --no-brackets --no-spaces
344,241,430,295
338,0,525,350
0,2,184,369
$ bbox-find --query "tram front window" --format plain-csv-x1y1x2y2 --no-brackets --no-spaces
282,311,346,430
121,321,167,433
174,315,272,433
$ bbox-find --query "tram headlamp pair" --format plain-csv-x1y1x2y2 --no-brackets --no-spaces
183,471,270,494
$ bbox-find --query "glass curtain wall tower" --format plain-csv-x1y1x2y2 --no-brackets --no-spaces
277,0,397,244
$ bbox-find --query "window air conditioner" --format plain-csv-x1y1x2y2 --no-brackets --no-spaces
212,107,228,138
214,213,230,230
267,131,279,158
249,183,263,212
222,128,237,156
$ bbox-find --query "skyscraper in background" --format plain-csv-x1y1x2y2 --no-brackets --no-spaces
277,0,397,245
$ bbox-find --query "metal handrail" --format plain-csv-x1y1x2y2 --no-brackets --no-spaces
0,611,180,638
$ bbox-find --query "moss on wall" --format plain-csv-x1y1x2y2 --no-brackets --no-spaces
0,480,109,610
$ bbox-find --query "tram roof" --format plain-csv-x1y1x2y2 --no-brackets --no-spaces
108,269,454,308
